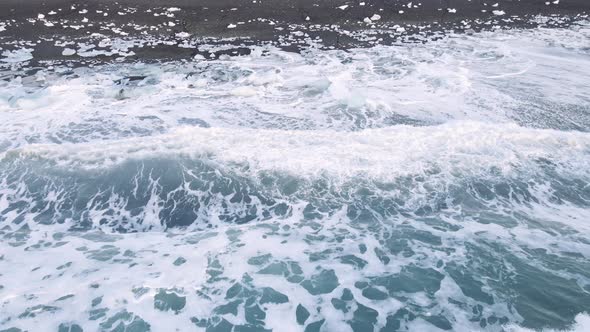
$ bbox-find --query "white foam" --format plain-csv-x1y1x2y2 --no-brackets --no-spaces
7,122,590,181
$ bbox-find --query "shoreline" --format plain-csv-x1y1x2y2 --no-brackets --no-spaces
0,1,589,66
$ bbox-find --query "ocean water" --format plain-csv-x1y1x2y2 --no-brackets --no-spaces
1,21,590,332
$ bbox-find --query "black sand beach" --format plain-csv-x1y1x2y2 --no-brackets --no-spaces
1,0,589,65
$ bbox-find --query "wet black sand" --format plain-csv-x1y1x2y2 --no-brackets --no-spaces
1,0,589,65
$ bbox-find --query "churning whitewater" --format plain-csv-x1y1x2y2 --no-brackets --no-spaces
1,19,590,332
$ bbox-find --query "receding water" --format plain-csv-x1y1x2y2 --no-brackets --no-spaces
1,21,590,332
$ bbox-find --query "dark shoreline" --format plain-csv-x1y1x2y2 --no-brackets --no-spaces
1,0,589,67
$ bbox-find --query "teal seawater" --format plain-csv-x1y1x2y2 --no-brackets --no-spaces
1,20,590,332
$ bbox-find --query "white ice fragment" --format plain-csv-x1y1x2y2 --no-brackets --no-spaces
168,22,176,26
492,10,505,15
359,2,365,5
227,23,237,28
448,8,457,13
399,10,405,14
305,16,310,21
176,31,190,38
363,17,372,24
338,5,349,10
62,48,76,56
1,48,34,63
370,14,381,21
37,14,45,19
167,7,181,12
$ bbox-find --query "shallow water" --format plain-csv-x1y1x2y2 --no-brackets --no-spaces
1,21,590,332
